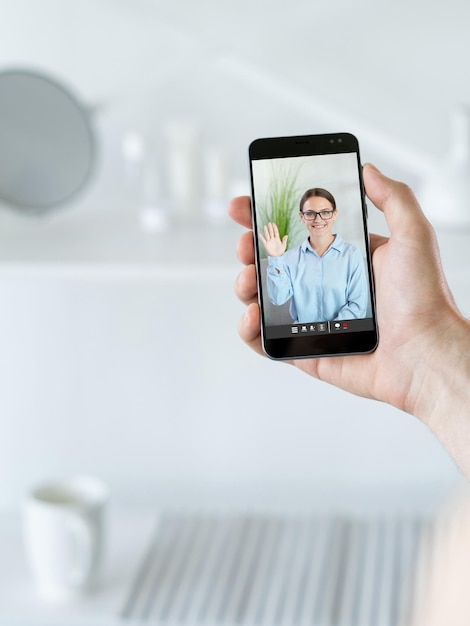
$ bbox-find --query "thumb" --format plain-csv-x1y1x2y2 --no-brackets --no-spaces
282,235,288,246
363,163,430,236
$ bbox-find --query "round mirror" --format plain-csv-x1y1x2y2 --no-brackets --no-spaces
0,68,95,213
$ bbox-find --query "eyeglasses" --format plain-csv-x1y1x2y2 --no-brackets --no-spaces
301,210,335,221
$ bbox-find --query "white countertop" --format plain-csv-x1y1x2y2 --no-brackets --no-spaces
0,500,447,626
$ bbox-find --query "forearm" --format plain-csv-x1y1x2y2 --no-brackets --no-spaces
266,257,292,305
334,258,368,320
409,313,470,479
335,298,367,320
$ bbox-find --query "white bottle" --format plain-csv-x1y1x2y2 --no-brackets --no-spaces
420,106,470,228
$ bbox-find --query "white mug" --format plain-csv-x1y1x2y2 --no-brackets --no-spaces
23,475,108,601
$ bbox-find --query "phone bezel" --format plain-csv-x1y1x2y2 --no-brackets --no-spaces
249,132,378,360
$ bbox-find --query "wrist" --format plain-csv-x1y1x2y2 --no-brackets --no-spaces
267,255,285,267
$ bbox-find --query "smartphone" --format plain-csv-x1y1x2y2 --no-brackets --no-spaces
249,132,378,359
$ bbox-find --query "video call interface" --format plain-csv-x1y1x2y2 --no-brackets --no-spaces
251,152,375,340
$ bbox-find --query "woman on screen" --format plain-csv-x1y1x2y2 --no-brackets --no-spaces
259,188,368,324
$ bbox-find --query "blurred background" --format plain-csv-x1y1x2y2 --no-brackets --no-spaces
0,0,467,518
0,0,470,622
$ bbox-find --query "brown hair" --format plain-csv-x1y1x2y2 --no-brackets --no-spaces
299,188,336,213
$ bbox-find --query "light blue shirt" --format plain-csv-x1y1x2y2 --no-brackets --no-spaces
266,235,369,323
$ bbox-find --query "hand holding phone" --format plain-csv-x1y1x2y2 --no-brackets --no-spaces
231,164,470,477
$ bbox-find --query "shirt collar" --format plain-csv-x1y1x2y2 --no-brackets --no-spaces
301,234,344,254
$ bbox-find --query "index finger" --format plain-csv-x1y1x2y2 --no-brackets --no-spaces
228,196,252,229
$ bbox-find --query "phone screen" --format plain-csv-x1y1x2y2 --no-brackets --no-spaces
249,133,378,359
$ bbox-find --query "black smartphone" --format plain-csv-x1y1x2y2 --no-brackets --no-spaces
249,132,378,359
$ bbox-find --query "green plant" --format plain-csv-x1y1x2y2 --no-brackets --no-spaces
257,161,305,258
